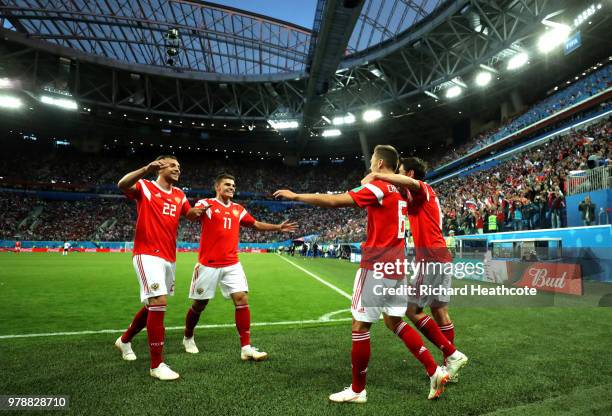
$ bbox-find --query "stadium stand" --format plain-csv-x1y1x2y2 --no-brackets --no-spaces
430,63,611,169
1,115,609,243
0,151,364,196
1,64,610,244
0,190,366,243
437,116,611,234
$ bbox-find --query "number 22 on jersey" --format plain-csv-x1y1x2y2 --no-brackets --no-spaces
162,202,177,217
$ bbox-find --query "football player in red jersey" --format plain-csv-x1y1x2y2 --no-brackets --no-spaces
114,155,201,381
362,157,468,383
182,173,297,361
274,146,448,404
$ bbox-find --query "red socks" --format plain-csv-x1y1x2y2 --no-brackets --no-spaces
146,304,166,369
185,303,250,347
416,316,456,358
439,322,455,351
235,304,251,347
121,306,148,343
184,306,202,338
351,331,371,393
395,321,437,377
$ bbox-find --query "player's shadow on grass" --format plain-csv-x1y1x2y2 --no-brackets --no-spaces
598,293,612,307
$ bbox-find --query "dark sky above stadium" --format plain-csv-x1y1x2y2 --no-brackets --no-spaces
208,0,317,29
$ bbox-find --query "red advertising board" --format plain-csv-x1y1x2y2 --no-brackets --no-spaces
514,263,583,295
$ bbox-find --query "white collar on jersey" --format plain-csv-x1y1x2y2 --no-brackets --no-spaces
214,197,232,207
151,180,173,194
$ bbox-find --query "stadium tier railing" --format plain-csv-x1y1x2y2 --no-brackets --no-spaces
567,165,612,196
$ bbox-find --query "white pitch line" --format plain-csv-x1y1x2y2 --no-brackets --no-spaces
318,309,351,321
0,317,352,340
275,254,352,300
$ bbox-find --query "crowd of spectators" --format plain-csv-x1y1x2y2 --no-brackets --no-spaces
1,116,609,243
437,117,611,235
0,194,35,240
0,191,366,243
0,195,136,241
0,150,364,197
179,204,365,244
431,63,611,169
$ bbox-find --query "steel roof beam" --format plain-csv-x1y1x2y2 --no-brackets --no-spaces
296,0,365,154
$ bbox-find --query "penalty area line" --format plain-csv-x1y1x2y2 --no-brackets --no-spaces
275,254,352,301
0,317,352,340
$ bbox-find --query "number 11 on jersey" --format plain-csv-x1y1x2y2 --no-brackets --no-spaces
223,217,232,229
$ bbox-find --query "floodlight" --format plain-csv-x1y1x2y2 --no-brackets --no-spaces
322,129,342,137
362,109,382,122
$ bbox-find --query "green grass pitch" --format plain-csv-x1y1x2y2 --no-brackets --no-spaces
1,252,611,415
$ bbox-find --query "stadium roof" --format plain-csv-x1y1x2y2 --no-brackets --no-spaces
0,0,445,76
1,0,609,159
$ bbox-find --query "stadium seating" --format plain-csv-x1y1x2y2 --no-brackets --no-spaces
438,116,611,234
430,64,611,170
0,151,364,195
0,191,366,243
1,109,609,244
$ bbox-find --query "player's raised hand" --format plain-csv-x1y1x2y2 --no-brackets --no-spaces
145,160,170,174
361,172,378,185
186,204,211,221
273,189,298,201
192,207,208,216
278,220,298,232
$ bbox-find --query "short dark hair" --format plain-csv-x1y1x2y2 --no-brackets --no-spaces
400,157,427,180
215,172,235,185
155,155,178,161
373,145,399,172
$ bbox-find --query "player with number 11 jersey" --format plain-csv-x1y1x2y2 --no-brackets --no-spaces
182,173,297,361
194,197,255,267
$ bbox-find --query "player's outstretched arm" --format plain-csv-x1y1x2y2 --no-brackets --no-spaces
273,190,356,208
117,160,169,193
251,219,298,232
361,172,421,192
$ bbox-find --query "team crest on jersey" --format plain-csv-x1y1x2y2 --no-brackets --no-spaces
151,283,160,290
174,197,181,204
232,209,239,217
197,288,204,295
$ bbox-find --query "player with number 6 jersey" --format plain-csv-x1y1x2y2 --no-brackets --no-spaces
114,155,200,381
362,157,468,384
182,173,297,361
274,145,448,404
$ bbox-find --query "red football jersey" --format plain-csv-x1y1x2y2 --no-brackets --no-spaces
348,180,407,270
194,198,256,268
125,179,191,262
405,181,452,262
